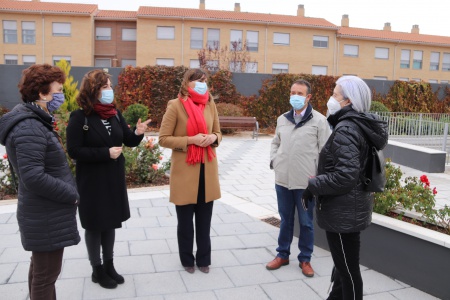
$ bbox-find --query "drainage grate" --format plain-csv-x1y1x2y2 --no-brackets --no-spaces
261,217,281,228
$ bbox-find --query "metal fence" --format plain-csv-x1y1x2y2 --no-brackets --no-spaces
372,112,450,164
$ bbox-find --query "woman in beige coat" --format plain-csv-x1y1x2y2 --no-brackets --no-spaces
159,68,222,274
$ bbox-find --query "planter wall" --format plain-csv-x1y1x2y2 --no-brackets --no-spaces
304,213,450,300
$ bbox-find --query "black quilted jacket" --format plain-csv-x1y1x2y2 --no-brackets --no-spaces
0,103,80,251
307,106,388,233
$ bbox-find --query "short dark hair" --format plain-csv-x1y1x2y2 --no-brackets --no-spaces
77,69,111,115
292,79,312,94
18,64,66,103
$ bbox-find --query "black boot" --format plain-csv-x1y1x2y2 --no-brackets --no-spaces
92,265,117,289
104,259,125,284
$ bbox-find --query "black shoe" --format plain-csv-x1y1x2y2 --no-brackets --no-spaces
104,259,125,284
92,265,117,289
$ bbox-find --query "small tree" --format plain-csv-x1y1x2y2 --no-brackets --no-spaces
56,59,79,112
197,39,256,73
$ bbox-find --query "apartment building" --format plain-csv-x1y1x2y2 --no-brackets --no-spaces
1,0,450,83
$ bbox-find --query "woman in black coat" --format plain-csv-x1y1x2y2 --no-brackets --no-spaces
66,70,150,289
303,76,388,300
0,64,80,300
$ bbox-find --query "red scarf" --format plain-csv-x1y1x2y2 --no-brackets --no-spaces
181,88,216,165
93,103,117,119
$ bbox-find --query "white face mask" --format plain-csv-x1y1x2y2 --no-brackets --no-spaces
327,96,345,115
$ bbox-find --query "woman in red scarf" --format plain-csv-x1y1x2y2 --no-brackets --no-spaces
159,68,222,274
66,70,150,289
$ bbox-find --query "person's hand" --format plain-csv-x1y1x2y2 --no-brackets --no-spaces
109,146,123,159
199,134,217,147
301,188,313,210
136,118,152,135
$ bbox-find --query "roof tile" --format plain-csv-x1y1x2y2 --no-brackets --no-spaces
0,0,97,15
95,10,137,20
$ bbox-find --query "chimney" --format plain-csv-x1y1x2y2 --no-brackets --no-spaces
341,14,349,27
383,22,391,31
234,3,240,12
411,24,420,34
297,4,304,17
199,0,205,10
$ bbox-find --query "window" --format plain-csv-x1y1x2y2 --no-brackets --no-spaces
375,47,389,59
52,23,71,37
157,26,175,40
22,55,36,65
190,28,203,49
428,79,438,83
95,58,111,67
313,36,328,48
207,28,219,49
413,50,423,69
272,63,288,74
399,77,409,81
400,50,410,68
22,21,35,44
156,58,174,66
246,62,258,73
273,33,289,45
206,60,219,72
230,30,242,50
412,78,421,82
53,55,71,65
3,20,17,43
122,28,136,41
430,52,440,71
95,27,111,40
4,54,18,64
312,65,327,75
247,31,258,52
441,80,449,84
373,76,388,80
121,59,136,67
443,53,450,71
190,59,200,69
229,62,241,72
344,45,358,57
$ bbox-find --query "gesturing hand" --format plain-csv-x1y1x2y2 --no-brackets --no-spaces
301,188,313,211
135,118,152,135
109,146,123,159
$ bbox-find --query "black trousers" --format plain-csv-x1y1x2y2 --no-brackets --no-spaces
28,248,64,300
84,229,115,266
175,163,214,267
326,231,363,300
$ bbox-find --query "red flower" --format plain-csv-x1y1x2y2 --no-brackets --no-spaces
159,156,163,160
151,164,158,170
433,187,438,195
2,153,7,159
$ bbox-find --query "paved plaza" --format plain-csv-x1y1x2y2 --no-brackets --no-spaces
0,134,446,299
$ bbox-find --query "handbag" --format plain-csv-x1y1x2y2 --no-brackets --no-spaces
362,145,386,192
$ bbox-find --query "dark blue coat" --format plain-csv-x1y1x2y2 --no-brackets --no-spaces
0,103,80,251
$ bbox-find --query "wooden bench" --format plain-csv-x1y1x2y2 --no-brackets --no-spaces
218,116,259,140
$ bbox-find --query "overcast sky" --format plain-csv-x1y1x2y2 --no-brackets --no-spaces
44,0,450,37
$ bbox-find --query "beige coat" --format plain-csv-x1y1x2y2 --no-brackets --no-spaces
159,98,222,205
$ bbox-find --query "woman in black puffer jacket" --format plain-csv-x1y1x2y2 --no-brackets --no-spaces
0,64,80,300
304,76,388,300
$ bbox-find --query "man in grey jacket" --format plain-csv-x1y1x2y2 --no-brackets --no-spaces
266,79,331,277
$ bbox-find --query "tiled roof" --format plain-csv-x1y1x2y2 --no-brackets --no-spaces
338,27,450,47
95,10,137,20
137,6,337,29
0,0,97,15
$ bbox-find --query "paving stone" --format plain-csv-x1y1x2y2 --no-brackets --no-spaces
262,279,323,300
129,239,170,255
231,248,274,265
212,223,250,236
211,235,246,250
55,278,85,300
364,292,399,300
0,263,16,284
214,285,270,300
139,207,171,217
0,281,28,300
224,264,278,286
8,261,28,283
144,227,177,239
0,247,29,263
390,287,440,300
157,215,177,227
61,258,91,279
362,269,404,294
129,199,153,208
0,213,13,224
241,221,279,234
210,250,240,268
217,212,254,223
83,275,135,299
152,253,184,272
0,223,18,234
150,198,171,207
134,272,186,296
115,228,147,241
125,216,160,228
113,255,155,275
180,268,234,292
165,291,218,300
236,233,277,248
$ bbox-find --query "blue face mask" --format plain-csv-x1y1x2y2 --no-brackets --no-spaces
42,92,65,113
193,82,208,95
99,90,114,104
290,95,306,110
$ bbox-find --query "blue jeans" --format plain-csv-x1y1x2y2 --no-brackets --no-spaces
275,184,314,262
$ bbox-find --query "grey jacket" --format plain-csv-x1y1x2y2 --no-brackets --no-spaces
270,104,331,189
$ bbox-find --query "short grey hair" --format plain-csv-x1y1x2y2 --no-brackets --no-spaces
336,76,371,113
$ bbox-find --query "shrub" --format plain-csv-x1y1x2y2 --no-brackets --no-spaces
56,59,79,112
122,103,149,127
0,153,17,199
0,105,8,117
370,101,389,113
215,103,244,117
209,70,241,105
